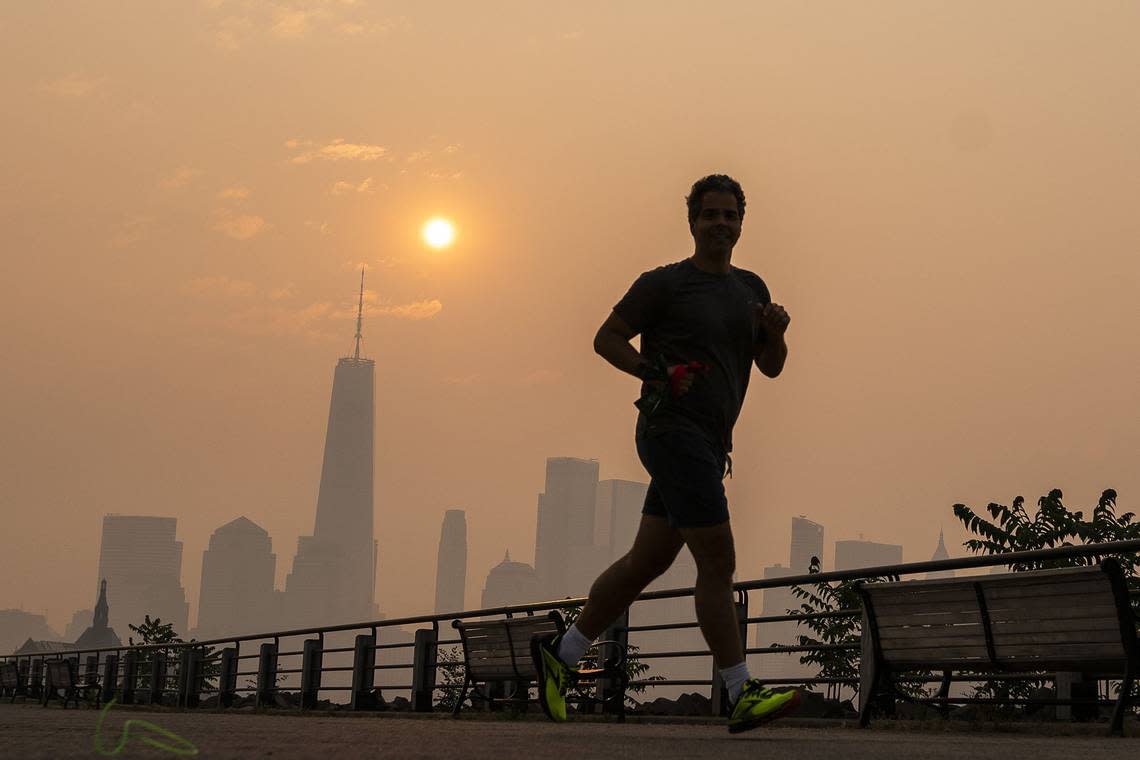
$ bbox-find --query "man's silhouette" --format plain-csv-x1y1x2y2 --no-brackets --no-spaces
531,174,797,733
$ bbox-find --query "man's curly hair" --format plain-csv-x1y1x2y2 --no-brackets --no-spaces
686,174,746,229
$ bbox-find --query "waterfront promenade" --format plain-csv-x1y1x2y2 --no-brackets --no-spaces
3,703,1135,759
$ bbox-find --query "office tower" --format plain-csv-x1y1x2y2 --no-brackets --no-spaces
434,510,468,613
480,551,541,609
598,479,650,561
97,515,189,635
197,517,277,638
834,538,904,572
925,528,955,580
533,457,600,599
285,270,378,626
790,516,824,573
73,579,122,650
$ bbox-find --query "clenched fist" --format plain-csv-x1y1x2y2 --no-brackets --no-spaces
755,302,790,338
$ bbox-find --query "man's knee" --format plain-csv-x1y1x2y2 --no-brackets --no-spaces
694,553,735,584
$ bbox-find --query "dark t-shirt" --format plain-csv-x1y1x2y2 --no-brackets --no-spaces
614,258,771,454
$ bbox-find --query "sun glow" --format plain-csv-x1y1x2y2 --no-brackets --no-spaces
422,217,456,249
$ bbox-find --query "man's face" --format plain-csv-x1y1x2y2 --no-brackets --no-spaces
691,191,742,253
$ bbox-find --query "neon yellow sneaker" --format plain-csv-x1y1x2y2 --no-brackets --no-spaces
728,682,801,733
531,634,576,721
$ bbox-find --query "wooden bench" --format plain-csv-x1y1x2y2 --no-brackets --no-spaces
42,658,101,709
1,662,28,703
857,559,1139,735
451,611,627,717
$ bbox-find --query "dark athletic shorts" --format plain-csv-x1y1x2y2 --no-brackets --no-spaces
637,428,730,528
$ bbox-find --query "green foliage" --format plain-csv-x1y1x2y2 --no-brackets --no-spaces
954,487,1139,705
127,615,219,691
786,557,931,701
433,645,466,711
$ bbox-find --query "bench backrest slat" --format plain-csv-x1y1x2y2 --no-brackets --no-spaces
860,561,1136,672
454,614,563,680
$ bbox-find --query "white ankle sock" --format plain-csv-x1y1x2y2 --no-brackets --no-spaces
721,661,751,703
557,624,592,667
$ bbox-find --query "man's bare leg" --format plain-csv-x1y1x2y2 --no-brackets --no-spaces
573,514,684,639
679,521,742,668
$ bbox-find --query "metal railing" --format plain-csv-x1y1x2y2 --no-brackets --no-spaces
4,539,1138,717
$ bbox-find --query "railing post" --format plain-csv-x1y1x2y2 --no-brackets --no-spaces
218,647,238,708
85,654,99,688
177,648,191,707
17,659,30,698
29,659,43,700
300,639,323,710
120,652,137,705
179,649,201,708
600,607,629,718
350,634,377,710
710,598,748,717
256,642,278,708
102,654,119,705
149,652,167,705
411,627,438,712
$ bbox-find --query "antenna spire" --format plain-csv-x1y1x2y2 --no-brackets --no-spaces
353,265,365,359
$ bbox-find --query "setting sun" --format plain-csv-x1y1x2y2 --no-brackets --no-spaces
422,217,456,249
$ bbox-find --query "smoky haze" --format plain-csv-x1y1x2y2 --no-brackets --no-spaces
1,2,1136,635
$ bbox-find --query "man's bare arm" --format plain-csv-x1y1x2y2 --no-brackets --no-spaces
754,333,787,378
753,302,790,378
593,311,649,378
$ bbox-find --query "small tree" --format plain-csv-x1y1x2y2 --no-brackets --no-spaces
786,557,931,701
128,615,220,692
433,645,467,711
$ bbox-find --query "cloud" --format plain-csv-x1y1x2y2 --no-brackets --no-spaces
219,301,337,340
306,220,332,235
377,299,443,320
287,138,389,164
160,166,202,189
37,73,108,98
212,208,268,240
519,369,563,387
330,176,375,195
333,297,443,321
108,216,150,248
182,276,258,299
217,186,250,201
206,3,410,48
443,373,481,386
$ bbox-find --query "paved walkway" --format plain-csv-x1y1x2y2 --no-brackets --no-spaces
3,703,1136,759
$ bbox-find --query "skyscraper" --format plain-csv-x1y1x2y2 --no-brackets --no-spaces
285,270,378,626
434,510,467,613
925,528,955,580
834,538,903,571
598,479,649,561
790,516,824,572
533,457,599,599
197,517,277,638
96,515,188,635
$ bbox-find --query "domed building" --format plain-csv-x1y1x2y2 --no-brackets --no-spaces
480,551,541,609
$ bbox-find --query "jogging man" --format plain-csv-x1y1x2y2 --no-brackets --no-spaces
531,174,797,733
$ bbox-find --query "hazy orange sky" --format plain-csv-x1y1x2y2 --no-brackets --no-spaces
2,2,1137,633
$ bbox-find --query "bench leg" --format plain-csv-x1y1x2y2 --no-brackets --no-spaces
451,677,470,718
859,663,881,728
937,670,952,719
1110,668,1133,737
